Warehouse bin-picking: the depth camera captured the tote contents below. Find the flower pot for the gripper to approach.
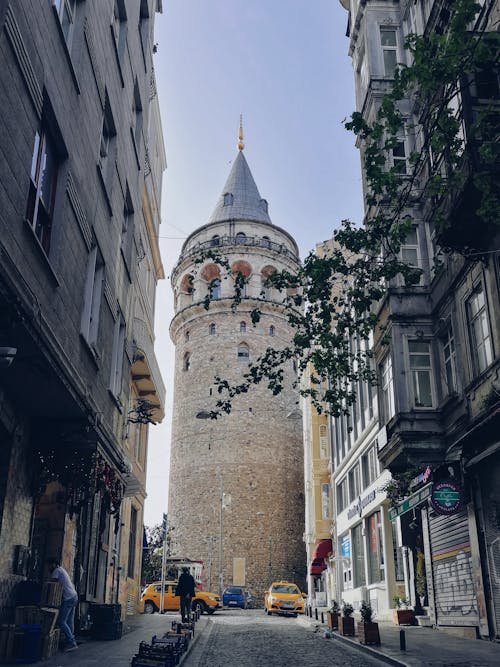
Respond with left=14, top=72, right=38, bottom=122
left=326, top=612, right=339, bottom=630
left=358, top=621, right=380, bottom=645
left=338, top=616, right=355, bottom=636
left=393, top=609, right=415, bottom=626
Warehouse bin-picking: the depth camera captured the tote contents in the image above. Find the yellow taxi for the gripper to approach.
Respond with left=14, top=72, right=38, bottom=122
left=264, top=581, right=306, bottom=617
left=140, top=581, right=221, bottom=615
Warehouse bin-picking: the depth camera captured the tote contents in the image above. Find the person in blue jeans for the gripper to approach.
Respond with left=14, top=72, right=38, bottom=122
left=47, top=558, right=78, bottom=652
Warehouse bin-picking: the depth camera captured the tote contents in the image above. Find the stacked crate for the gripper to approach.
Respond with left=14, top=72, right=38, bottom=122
left=90, top=604, right=122, bottom=640
left=0, top=625, right=16, bottom=663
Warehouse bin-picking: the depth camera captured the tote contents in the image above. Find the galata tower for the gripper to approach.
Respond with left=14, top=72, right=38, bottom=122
left=168, top=128, right=305, bottom=600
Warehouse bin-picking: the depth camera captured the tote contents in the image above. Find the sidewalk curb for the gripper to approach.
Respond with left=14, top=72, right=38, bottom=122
left=178, top=616, right=210, bottom=666
left=296, top=616, right=410, bottom=667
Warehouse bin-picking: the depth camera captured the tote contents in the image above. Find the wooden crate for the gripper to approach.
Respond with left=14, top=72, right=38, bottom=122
left=41, top=629, right=60, bottom=660
left=0, top=624, right=16, bottom=664
left=41, top=581, right=63, bottom=608
left=39, top=608, right=59, bottom=635
left=14, top=606, right=39, bottom=625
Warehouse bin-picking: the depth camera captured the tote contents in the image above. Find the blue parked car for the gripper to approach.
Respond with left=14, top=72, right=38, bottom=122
left=222, top=586, right=250, bottom=609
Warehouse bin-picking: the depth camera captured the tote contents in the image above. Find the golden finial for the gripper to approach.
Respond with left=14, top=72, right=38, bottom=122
left=238, top=114, right=245, bottom=151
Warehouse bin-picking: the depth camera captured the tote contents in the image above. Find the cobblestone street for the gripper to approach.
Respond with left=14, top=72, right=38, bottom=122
left=184, top=610, right=386, bottom=667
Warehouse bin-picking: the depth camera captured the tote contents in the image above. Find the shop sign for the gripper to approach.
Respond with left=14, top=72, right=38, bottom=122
left=389, top=484, right=432, bottom=521
left=341, top=535, right=351, bottom=558
left=347, top=489, right=376, bottom=520
left=430, top=479, right=463, bottom=516
left=409, top=465, right=432, bottom=490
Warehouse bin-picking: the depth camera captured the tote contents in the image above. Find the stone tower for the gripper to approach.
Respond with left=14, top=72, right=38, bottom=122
left=168, top=134, right=305, bottom=599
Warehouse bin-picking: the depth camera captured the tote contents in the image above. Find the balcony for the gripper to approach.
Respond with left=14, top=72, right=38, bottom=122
left=131, top=317, right=165, bottom=423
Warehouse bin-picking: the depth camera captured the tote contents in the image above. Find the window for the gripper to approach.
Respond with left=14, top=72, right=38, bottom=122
left=319, top=424, right=328, bottom=459
left=183, top=352, right=190, bottom=371
left=352, top=523, right=366, bottom=588
left=337, top=478, right=348, bottom=514
left=408, top=340, right=434, bottom=407
left=261, top=236, right=271, bottom=248
left=362, top=446, right=378, bottom=488
left=223, top=193, right=233, bottom=206
left=321, top=484, right=330, bottom=519
left=138, top=0, right=150, bottom=64
left=380, top=28, right=398, bottom=76
left=269, top=325, right=275, bottom=337
left=348, top=464, right=361, bottom=502
left=132, top=79, right=143, bottom=155
left=401, top=227, right=420, bottom=267
left=392, top=521, right=405, bottom=582
left=341, top=533, right=352, bottom=590
left=392, top=139, right=407, bottom=174
left=121, top=186, right=134, bottom=275
left=210, top=279, right=221, bottom=299
left=467, top=285, right=493, bottom=375
left=441, top=326, right=458, bottom=395
left=81, top=246, right=104, bottom=346
left=185, top=330, right=190, bottom=341
left=128, top=506, right=138, bottom=577
left=367, top=511, right=385, bottom=584
left=240, top=321, right=246, bottom=333
left=210, top=235, right=220, bottom=246
left=112, top=0, right=127, bottom=64
left=54, top=0, right=77, bottom=48
left=209, top=323, right=216, bottom=335
left=380, top=354, right=395, bottom=422
left=26, top=127, right=60, bottom=254
left=237, top=344, right=249, bottom=361
left=110, top=314, right=126, bottom=398
left=99, top=94, right=117, bottom=192
left=235, top=232, right=246, bottom=245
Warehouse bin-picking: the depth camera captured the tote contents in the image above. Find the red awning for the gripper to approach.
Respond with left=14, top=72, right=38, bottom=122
left=312, top=539, right=332, bottom=561
left=309, top=564, right=324, bottom=576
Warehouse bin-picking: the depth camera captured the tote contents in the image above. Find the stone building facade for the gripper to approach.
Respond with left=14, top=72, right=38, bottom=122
left=338, top=0, right=500, bottom=639
left=168, top=141, right=306, bottom=599
left=0, top=0, right=165, bottom=621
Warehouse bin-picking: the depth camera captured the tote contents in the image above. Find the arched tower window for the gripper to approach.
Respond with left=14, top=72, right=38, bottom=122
left=180, top=273, right=194, bottom=295
left=261, top=236, right=271, bottom=248
left=269, top=325, right=275, bottom=337
left=209, top=323, right=216, bottom=335
left=235, top=232, right=247, bottom=245
left=240, top=321, right=246, bottom=333
left=185, top=330, right=190, bottom=342
left=223, top=193, right=233, bottom=206
left=183, top=352, right=190, bottom=371
left=261, top=265, right=277, bottom=300
left=231, top=260, right=252, bottom=299
left=210, top=235, right=220, bottom=246
left=211, top=279, right=221, bottom=299
left=237, top=343, right=249, bottom=361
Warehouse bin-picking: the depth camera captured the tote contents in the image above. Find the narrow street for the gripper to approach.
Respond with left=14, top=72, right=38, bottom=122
left=184, top=609, right=386, bottom=667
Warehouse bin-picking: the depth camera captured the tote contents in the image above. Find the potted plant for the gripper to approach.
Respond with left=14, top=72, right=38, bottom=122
left=338, top=601, right=355, bottom=636
left=392, top=597, right=415, bottom=626
left=326, top=600, right=340, bottom=630
left=358, top=600, right=380, bottom=645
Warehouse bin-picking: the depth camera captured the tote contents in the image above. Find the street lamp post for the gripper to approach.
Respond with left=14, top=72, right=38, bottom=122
left=219, top=477, right=223, bottom=597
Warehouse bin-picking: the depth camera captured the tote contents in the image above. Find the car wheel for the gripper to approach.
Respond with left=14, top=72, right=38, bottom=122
left=192, top=600, right=207, bottom=615
left=143, top=601, right=156, bottom=615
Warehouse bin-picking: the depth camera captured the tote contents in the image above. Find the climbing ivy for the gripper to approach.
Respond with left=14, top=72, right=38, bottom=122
left=189, top=0, right=499, bottom=418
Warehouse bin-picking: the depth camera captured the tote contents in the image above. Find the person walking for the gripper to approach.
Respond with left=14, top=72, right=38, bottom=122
left=47, top=558, right=78, bottom=652
left=177, top=567, right=196, bottom=623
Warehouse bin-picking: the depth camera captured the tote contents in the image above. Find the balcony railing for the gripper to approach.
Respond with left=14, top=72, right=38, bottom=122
left=177, top=235, right=300, bottom=268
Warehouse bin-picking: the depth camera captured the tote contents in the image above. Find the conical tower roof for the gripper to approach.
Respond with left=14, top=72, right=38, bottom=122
left=208, top=150, right=272, bottom=225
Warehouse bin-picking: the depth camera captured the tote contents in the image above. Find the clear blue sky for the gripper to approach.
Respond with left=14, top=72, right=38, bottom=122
left=144, top=0, right=364, bottom=526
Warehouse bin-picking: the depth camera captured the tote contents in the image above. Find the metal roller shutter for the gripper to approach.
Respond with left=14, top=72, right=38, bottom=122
left=429, top=510, right=479, bottom=627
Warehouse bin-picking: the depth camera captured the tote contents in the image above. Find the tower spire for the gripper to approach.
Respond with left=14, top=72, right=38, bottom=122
left=237, top=114, right=244, bottom=151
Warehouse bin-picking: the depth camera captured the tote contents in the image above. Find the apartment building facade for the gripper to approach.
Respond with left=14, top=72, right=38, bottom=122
left=339, top=0, right=500, bottom=639
left=0, top=0, right=165, bottom=621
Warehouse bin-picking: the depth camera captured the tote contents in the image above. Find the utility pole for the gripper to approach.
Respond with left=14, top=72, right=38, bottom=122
left=208, top=535, right=214, bottom=591
left=159, top=512, right=167, bottom=614
left=268, top=535, right=273, bottom=583
left=219, top=479, right=223, bottom=597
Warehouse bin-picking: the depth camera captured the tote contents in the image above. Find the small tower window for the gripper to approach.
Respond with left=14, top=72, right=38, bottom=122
left=269, top=325, right=275, bottom=337
left=209, top=323, right=216, bottom=335
left=223, top=193, right=233, bottom=206
left=240, top=321, right=246, bottom=333
left=183, top=352, right=191, bottom=371
left=185, top=330, right=190, bottom=341
left=235, top=232, right=246, bottom=245
left=210, top=235, right=220, bottom=246
left=261, top=236, right=271, bottom=248
left=237, top=343, right=249, bottom=361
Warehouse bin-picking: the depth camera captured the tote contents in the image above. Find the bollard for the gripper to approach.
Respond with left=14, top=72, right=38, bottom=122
left=315, top=608, right=318, bottom=621
left=399, top=629, right=406, bottom=651
left=321, top=612, right=324, bottom=624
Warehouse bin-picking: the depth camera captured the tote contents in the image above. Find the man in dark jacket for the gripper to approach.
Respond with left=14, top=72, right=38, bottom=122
left=177, top=567, right=196, bottom=622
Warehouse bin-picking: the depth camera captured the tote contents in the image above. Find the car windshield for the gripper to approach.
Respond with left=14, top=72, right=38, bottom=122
left=272, top=584, right=300, bottom=594
left=225, top=587, right=243, bottom=594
